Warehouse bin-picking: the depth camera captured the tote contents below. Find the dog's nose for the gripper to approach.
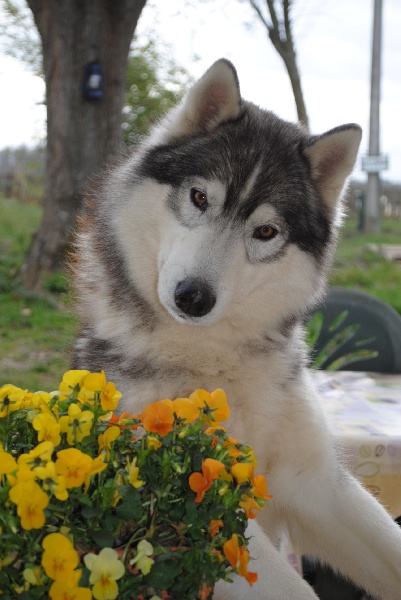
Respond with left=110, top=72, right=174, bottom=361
left=174, top=279, right=216, bottom=318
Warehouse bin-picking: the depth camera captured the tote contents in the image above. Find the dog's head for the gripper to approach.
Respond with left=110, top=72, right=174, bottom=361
left=113, top=60, right=361, bottom=330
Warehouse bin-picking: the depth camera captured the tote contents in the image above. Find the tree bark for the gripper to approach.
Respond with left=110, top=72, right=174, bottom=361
left=21, top=0, right=147, bottom=290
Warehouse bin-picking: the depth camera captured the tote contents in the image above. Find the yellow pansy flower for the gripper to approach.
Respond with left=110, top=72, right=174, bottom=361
left=59, top=403, right=94, bottom=445
left=33, top=461, right=68, bottom=501
left=55, top=448, right=95, bottom=489
left=7, top=463, right=36, bottom=487
left=82, top=371, right=122, bottom=411
left=49, top=569, right=92, bottom=599
left=130, top=539, right=154, bottom=575
left=23, top=566, right=43, bottom=586
left=59, top=370, right=90, bottom=397
left=33, top=413, right=62, bottom=446
left=83, top=454, right=107, bottom=492
left=126, top=456, right=144, bottom=489
left=98, top=426, right=120, bottom=460
left=0, top=384, right=27, bottom=417
left=41, top=532, right=79, bottom=580
left=84, top=548, right=125, bottom=600
left=0, top=449, right=17, bottom=475
left=8, top=479, right=49, bottom=530
left=146, top=435, right=162, bottom=450
left=26, top=390, right=53, bottom=412
left=231, top=462, right=254, bottom=484
left=18, top=441, right=54, bottom=468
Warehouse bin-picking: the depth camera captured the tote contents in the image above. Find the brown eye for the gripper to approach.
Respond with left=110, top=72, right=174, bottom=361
left=191, top=188, right=208, bottom=211
left=253, top=225, right=278, bottom=240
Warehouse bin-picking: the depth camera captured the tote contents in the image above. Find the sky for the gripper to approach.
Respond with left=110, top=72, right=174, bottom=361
left=0, top=0, right=400, bottom=182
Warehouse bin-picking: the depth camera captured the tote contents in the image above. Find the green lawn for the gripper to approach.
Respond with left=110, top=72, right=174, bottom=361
left=0, top=197, right=400, bottom=391
left=330, top=218, right=401, bottom=314
left=0, top=198, right=77, bottom=390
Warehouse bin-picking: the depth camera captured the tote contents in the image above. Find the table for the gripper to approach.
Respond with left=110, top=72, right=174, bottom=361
left=286, top=370, right=401, bottom=575
left=315, top=370, right=401, bottom=519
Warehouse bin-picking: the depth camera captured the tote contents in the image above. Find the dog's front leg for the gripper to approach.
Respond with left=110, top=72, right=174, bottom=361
left=277, top=455, right=401, bottom=600
left=214, top=519, right=319, bottom=600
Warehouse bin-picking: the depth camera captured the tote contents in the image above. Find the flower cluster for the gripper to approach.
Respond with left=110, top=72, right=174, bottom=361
left=0, top=371, right=271, bottom=599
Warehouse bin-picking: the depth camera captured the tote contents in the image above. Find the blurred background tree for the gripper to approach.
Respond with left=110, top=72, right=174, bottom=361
left=123, top=39, right=193, bottom=144
left=246, top=0, right=309, bottom=128
left=0, top=0, right=191, bottom=291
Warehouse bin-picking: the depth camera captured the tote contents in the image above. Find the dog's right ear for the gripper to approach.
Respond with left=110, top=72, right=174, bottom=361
left=164, top=59, right=241, bottom=138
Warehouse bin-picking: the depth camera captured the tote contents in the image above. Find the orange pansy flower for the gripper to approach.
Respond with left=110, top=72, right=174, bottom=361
left=252, top=474, right=272, bottom=500
left=239, top=494, right=262, bottom=519
left=223, top=534, right=258, bottom=586
left=209, top=519, right=224, bottom=538
left=166, top=397, right=201, bottom=423
left=188, top=458, right=225, bottom=503
left=141, top=401, right=174, bottom=437
left=189, top=388, right=230, bottom=425
left=198, top=583, right=213, bottom=599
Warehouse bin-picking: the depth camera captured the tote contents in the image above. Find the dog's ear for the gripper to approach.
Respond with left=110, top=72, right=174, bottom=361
left=304, top=125, right=362, bottom=209
left=165, top=59, right=241, bottom=137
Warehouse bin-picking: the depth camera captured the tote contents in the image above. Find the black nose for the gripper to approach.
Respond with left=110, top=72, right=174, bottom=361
left=174, top=279, right=216, bottom=318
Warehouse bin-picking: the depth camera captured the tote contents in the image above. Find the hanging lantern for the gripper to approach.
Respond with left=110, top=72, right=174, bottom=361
left=83, top=60, right=104, bottom=100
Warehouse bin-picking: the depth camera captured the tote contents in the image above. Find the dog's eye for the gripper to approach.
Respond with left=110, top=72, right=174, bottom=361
left=253, top=225, right=278, bottom=241
left=191, top=188, right=208, bottom=211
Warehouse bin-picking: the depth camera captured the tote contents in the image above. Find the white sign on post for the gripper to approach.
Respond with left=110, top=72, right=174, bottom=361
left=361, top=154, right=389, bottom=173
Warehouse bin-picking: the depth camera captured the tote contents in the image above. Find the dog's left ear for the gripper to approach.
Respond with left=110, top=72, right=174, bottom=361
left=304, top=124, right=362, bottom=209
left=166, top=59, right=241, bottom=137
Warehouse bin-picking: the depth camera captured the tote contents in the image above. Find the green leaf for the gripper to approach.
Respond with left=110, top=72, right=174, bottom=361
left=115, top=486, right=143, bottom=521
left=90, top=529, right=115, bottom=548
left=81, top=506, right=103, bottom=519
left=104, top=514, right=120, bottom=533
left=144, top=557, right=182, bottom=590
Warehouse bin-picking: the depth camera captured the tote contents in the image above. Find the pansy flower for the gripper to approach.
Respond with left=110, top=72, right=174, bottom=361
left=0, top=384, right=27, bottom=417
left=223, top=534, right=258, bottom=585
left=189, top=458, right=225, bottom=503
left=98, top=425, right=120, bottom=460
left=55, top=448, right=100, bottom=489
left=82, top=371, right=122, bottom=411
left=41, top=532, right=80, bottom=580
left=84, top=548, right=125, bottom=600
left=33, top=412, right=62, bottom=446
left=189, top=388, right=230, bottom=425
left=59, top=403, right=94, bottom=445
left=9, top=479, right=49, bottom=530
left=141, top=401, right=174, bottom=437
left=49, top=569, right=92, bottom=600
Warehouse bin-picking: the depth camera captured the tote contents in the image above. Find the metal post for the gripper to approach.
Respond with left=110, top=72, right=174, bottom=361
left=364, top=0, right=383, bottom=233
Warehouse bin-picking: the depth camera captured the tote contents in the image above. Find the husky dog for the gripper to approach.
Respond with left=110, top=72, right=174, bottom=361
left=72, top=60, right=401, bottom=599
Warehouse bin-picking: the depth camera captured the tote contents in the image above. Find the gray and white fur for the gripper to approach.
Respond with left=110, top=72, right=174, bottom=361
left=72, top=60, right=401, bottom=599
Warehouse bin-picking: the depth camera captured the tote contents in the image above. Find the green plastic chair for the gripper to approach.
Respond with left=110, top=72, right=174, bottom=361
left=304, top=287, right=401, bottom=598
left=307, top=287, right=401, bottom=374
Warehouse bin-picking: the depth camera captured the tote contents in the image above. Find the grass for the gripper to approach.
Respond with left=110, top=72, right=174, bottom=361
left=0, top=196, right=400, bottom=391
left=330, top=218, right=401, bottom=314
left=0, top=197, right=77, bottom=390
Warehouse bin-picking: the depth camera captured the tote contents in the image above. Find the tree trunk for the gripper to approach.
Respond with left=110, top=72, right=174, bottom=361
left=21, top=0, right=147, bottom=290
left=250, top=0, right=309, bottom=129
left=266, top=0, right=309, bottom=129
left=279, top=47, right=309, bottom=129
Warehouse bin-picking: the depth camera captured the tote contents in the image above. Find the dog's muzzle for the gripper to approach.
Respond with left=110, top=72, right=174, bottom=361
left=174, top=279, right=216, bottom=318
